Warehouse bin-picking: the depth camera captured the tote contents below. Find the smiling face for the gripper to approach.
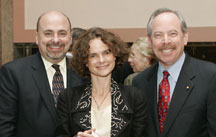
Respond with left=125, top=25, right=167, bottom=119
left=148, top=12, right=188, bottom=68
left=87, top=38, right=116, bottom=78
left=36, top=11, right=72, bottom=64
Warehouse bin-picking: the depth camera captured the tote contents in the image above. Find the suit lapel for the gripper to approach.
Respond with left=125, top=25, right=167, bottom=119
left=73, top=83, right=92, bottom=130
left=73, top=81, right=132, bottom=137
left=66, top=59, right=85, bottom=88
left=111, top=81, right=131, bottom=137
left=66, top=59, right=73, bottom=88
left=162, top=55, right=195, bottom=137
left=31, top=53, right=57, bottom=123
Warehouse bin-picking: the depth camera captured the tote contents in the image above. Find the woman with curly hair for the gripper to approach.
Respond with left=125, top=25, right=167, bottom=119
left=56, top=27, right=148, bottom=137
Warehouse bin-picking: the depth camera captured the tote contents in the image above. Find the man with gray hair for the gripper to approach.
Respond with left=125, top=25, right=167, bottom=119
left=133, top=8, right=216, bottom=137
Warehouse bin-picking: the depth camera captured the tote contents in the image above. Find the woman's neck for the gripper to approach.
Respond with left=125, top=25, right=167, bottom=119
left=91, top=75, right=111, bottom=95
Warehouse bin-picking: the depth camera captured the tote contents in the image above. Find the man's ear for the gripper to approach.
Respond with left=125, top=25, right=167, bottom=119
left=69, top=32, right=73, bottom=46
left=183, top=31, right=189, bottom=46
left=148, top=36, right=152, bottom=48
left=35, top=32, right=39, bottom=45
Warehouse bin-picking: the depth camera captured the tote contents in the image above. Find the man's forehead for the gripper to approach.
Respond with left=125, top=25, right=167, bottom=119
left=152, top=13, right=181, bottom=29
left=38, top=19, right=71, bottom=32
left=40, top=14, right=68, bottom=24
left=154, top=12, right=179, bottom=22
left=40, top=11, right=65, bottom=20
left=37, top=11, right=71, bottom=32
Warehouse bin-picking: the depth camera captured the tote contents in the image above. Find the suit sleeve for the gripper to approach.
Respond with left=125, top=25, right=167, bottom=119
left=55, top=90, right=72, bottom=137
left=131, top=88, right=148, bottom=137
left=0, top=65, right=18, bottom=137
left=207, top=73, right=216, bottom=137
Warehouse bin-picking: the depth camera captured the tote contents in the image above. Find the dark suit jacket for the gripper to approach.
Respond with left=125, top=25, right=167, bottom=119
left=133, top=54, right=216, bottom=137
left=56, top=81, right=148, bottom=137
left=112, top=62, right=133, bottom=84
left=0, top=53, right=84, bottom=137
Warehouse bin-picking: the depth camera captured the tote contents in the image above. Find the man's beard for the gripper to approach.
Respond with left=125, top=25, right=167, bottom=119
left=46, top=42, right=66, bottom=60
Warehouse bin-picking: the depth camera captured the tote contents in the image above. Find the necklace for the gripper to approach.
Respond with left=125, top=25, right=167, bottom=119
left=92, top=89, right=110, bottom=110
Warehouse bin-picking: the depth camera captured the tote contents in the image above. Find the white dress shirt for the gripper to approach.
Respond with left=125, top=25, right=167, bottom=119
left=157, top=52, right=186, bottom=102
left=41, top=56, right=67, bottom=93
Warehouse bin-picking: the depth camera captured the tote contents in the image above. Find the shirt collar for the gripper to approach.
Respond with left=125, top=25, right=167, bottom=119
left=158, top=52, right=185, bottom=82
left=41, top=56, right=67, bottom=71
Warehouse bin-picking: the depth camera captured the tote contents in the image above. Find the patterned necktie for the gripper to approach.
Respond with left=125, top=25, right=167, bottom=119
left=52, top=64, right=64, bottom=107
left=158, top=71, right=170, bottom=133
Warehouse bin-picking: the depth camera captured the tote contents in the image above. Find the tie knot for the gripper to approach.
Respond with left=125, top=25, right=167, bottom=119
left=52, top=64, right=60, bottom=72
left=163, top=71, right=169, bottom=77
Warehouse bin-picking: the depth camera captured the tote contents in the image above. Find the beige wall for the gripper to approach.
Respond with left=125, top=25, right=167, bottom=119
left=14, top=0, right=216, bottom=43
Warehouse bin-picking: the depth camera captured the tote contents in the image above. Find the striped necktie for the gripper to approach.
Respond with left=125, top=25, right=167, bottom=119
left=52, top=64, right=64, bottom=107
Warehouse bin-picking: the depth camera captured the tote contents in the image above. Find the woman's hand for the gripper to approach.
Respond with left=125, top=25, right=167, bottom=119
left=76, top=128, right=101, bottom=137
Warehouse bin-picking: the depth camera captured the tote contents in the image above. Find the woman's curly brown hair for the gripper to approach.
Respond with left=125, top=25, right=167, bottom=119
left=71, top=27, right=129, bottom=77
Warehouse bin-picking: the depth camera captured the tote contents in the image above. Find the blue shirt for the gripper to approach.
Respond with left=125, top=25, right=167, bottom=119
left=157, top=52, right=185, bottom=102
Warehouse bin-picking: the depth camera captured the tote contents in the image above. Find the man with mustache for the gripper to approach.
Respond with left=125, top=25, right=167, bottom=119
left=0, top=11, right=84, bottom=137
left=133, top=8, right=216, bottom=137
